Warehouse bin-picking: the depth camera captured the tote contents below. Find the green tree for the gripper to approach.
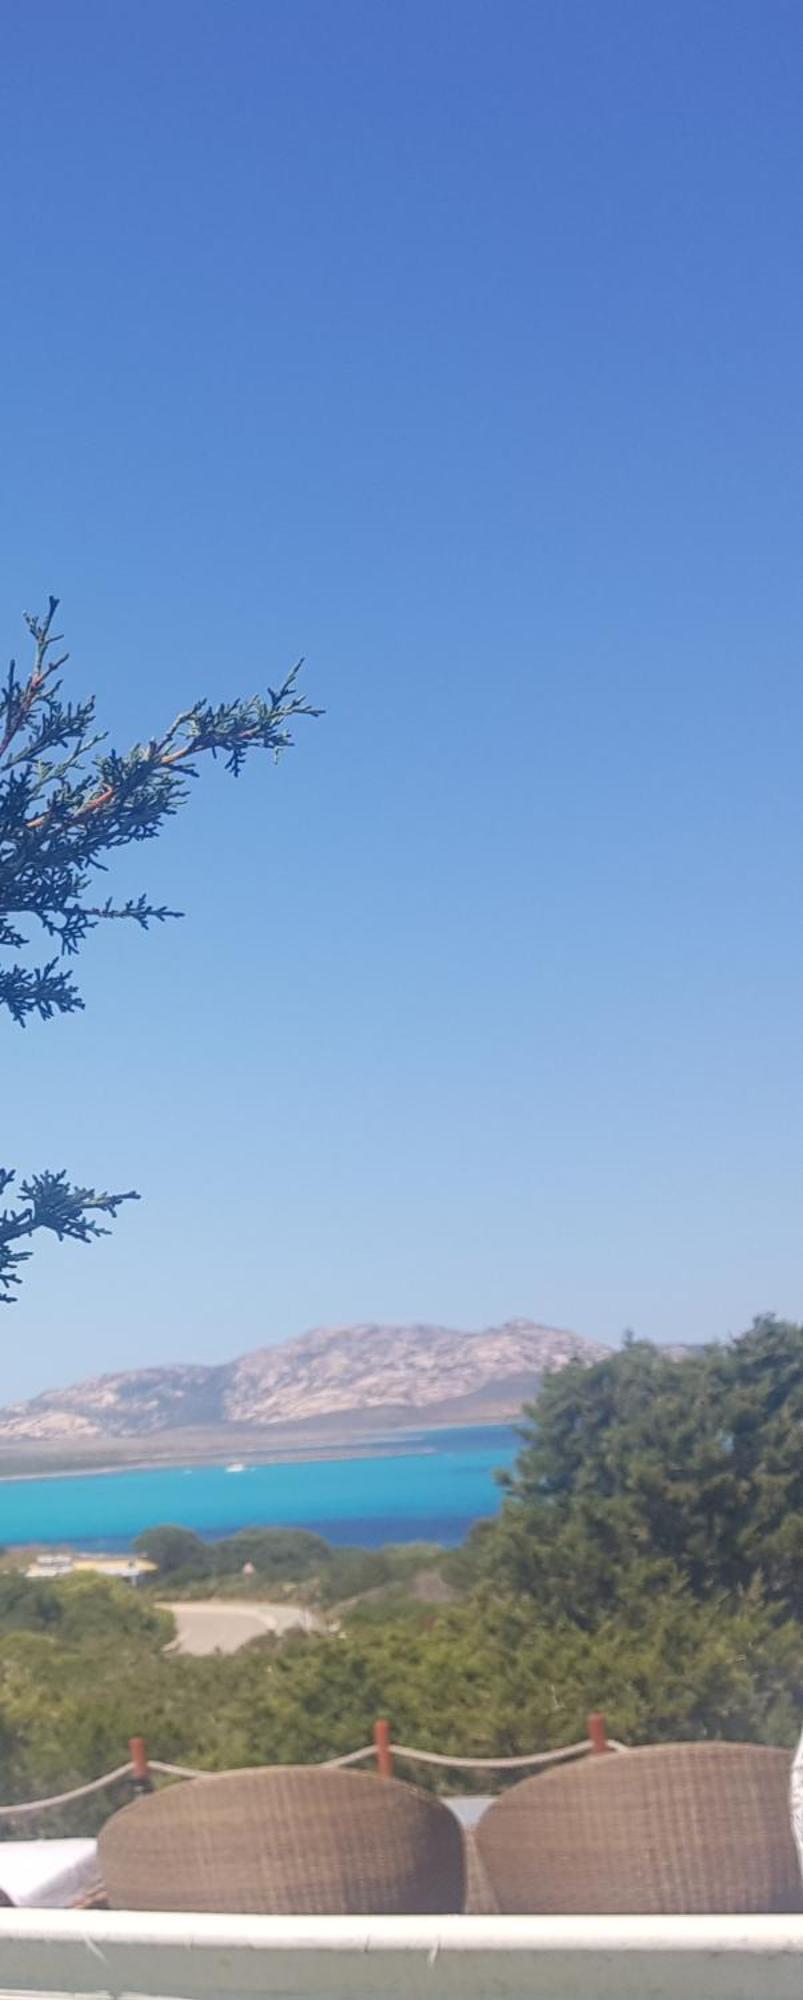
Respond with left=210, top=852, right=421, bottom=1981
left=212, top=1528, right=331, bottom=1582
left=134, top=1526, right=214, bottom=1579
left=0, top=599, right=317, bottom=1299
left=0, top=1574, right=65, bottom=1634
left=478, top=1317, right=803, bottom=1623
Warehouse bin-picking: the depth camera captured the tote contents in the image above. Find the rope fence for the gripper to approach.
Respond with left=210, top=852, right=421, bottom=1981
left=365, top=1737, right=629, bottom=1771
left=0, top=1713, right=624, bottom=1821
left=0, top=1766, right=135, bottom=1820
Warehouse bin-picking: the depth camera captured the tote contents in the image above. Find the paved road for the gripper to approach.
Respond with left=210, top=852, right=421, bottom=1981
left=160, top=1599, right=325, bottom=1655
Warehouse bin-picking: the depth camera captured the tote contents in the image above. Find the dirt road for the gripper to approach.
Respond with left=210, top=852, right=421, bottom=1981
left=160, top=1599, right=326, bottom=1655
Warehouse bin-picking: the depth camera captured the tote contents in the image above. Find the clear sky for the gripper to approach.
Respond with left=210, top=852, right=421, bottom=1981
left=1, top=0, right=802, bottom=1400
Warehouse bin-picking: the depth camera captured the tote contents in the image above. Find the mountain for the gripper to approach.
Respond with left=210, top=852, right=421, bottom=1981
left=0, top=1320, right=610, bottom=1442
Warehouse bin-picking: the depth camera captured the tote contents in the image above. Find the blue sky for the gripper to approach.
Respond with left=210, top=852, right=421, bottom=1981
left=1, top=0, right=802, bottom=1398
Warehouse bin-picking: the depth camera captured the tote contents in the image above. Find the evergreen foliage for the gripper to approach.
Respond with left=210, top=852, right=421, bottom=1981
left=463, top=1315, right=803, bottom=1623
left=0, top=600, right=317, bottom=1298
left=133, top=1524, right=443, bottom=1602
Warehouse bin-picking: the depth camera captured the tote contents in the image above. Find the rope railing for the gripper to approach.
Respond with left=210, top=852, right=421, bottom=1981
left=0, top=1714, right=623, bottom=1818
left=324, top=1739, right=607, bottom=1771
left=372, top=1737, right=628, bottom=1771
left=323, top=1745, right=376, bottom=1768
left=0, top=1765, right=135, bottom=1820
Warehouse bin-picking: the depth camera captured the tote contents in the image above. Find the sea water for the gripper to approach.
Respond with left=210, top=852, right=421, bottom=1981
left=0, top=1424, right=518, bottom=1550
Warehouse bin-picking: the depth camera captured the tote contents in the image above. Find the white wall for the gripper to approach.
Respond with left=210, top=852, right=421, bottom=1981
left=0, top=1912, right=802, bottom=2000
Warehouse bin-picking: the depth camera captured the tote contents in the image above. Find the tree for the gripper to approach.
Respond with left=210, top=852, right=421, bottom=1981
left=133, top=1525, right=215, bottom=1579
left=476, top=1317, right=803, bottom=1623
left=0, top=599, right=318, bottom=1300
left=211, top=1528, right=331, bottom=1582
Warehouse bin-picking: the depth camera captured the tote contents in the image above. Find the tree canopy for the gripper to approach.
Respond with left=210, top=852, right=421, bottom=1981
left=0, top=599, right=317, bottom=1299
left=133, top=1523, right=443, bottom=1603
left=458, top=1315, right=803, bottom=1624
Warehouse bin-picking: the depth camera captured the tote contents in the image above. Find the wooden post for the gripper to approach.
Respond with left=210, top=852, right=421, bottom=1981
left=373, top=1718, right=393, bottom=1778
left=588, top=1711, right=610, bottom=1754
left=129, top=1736, right=152, bottom=1794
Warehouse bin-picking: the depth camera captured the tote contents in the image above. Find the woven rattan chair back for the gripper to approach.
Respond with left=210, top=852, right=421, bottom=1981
left=475, top=1742, right=803, bottom=1914
left=99, top=1764, right=465, bottom=1914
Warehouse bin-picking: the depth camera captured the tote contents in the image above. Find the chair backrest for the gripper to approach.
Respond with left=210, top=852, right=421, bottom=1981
left=475, top=1742, right=803, bottom=1914
left=99, top=1765, right=465, bottom=1914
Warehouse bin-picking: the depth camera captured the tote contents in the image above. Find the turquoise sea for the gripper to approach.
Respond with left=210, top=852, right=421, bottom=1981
left=0, top=1425, right=518, bottom=1550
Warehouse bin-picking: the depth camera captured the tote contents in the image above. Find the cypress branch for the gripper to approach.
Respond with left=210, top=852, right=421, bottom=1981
left=0, top=599, right=318, bottom=1299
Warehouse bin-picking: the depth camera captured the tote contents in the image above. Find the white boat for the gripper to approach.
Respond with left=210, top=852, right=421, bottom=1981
left=225, top=1462, right=246, bottom=1473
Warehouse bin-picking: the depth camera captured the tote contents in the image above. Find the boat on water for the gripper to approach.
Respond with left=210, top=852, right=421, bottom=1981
left=225, top=1462, right=247, bottom=1473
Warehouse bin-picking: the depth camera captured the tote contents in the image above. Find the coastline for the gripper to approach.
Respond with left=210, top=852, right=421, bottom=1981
left=0, top=1438, right=437, bottom=1485
left=0, top=1408, right=518, bottom=1486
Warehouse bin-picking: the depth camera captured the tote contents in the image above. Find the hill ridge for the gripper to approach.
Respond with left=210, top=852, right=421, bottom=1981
left=0, top=1318, right=609, bottom=1441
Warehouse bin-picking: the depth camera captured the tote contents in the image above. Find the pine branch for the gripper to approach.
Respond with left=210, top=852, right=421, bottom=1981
left=0, top=1170, right=139, bottom=1303
left=0, top=601, right=319, bottom=1024
left=0, top=598, right=317, bottom=1296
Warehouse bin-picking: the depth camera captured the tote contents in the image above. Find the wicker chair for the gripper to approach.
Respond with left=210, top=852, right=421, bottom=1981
left=475, top=1742, right=803, bottom=1915
left=98, top=1765, right=465, bottom=1914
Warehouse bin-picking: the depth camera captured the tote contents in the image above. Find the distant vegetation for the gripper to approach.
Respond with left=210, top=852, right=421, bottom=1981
left=0, top=1315, right=801, bottom=1832
left=133, top=1523, right=448, bottom=1608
